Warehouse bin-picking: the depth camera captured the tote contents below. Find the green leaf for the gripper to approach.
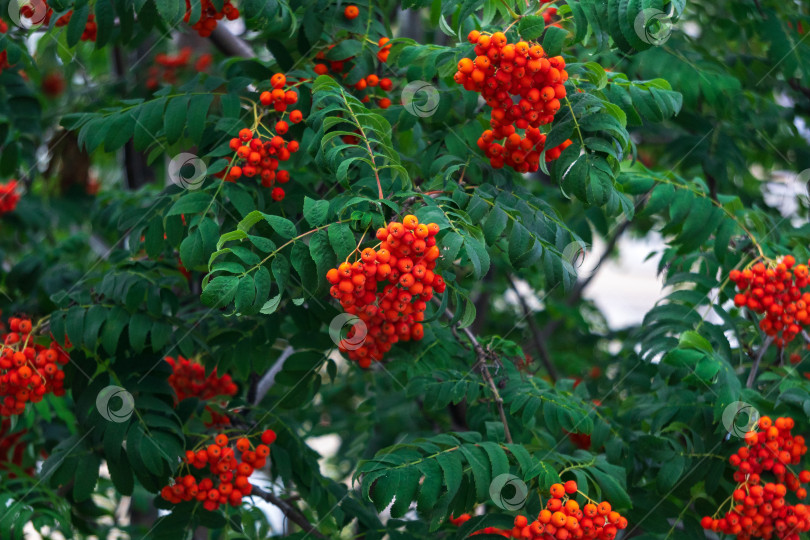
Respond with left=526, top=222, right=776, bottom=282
left=328, top=222, right=355, bottom=261
left=167, top=192, right=211, bottom=216
left=264, top=214, right=297, bottom=239
left=164, top=96, right=190, bottom=144
left=542, top=25, right=569, bottom=56
left=459, top=444, right=491, bottom=502
left=73, top=452, right=100, bottom=502
left=590, top=467, right=632, bottom=510
left=201, top=275, right=240, bottom=308
left=390, top=467, right=421, bottom=518
left=679, top=331, right=712, bottom=353
left=518, top=15, right=547, bottom=40
left=101, top=307, right=129, bottom=355
left=186, top=94, right=214, bottom=142
left=153, top=0, right=184, bottom=25
left=128, top=313, right=151, bottom=353
left=303, top=197, right=330, bottom=227
left=66, top=3, right=90, bottom=47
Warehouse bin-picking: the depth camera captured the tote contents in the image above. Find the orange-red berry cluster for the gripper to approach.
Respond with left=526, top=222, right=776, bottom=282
left=451, top=481, right=627, bottom=539
left=702, top=416, right=810, bottom=539
left=325, top=216, right=446, bottom=367
left=184, top=0, right=238, bottom=37
left=731, top=255, right=810, bottom=346
left=26, top=4, right=97, bottom=42
left=53, top=11, right=97, bottom=41
left=0, top=317, right=69, bottom=416
left=165, top=355, right=237, bottom=427
left=147, top=47, right=213, bottom=90
left=0, top=180, right=20, bottom=215
left=161, top=429, right=276, bottom=511
left=454, top=30, right=573, bottom=172
left=539, top=3, right=561, bottom=27
left=220, top=73, right=302, bottom=202
left=313, top=38, right=394, bottom=109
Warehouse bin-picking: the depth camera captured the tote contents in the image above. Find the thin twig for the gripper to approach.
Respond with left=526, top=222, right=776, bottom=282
left=254, top=346, right=295, bottom=405
left=252, top=486, right=326, bottom=539
left=505, top=274, right=558, bottom=381
left=746, top=337, right=774, bottom=388
left=441, top=305, right=513, bottom=444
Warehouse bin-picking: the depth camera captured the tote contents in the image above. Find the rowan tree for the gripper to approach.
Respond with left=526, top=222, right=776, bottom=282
left=0, top=0, right=809, bottom=538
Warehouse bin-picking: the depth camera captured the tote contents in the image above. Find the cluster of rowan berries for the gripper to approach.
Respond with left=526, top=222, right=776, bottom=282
left=326, top=216, right=445, bottom=367
left=313, top=38, right=394, bottom=109
left=0, top=418, right=34, bottom=477
left=0, top=180, right=20, bottom=215
left=540, top=3, right=560, bottom=27
left=184, top=0, right=238, bottom=37
left=161, top=429, right=276, bottom=510
left=452, top=481, right=627, bottom=539
left=23, top=3, right=97, bottom=42
left=702, top=416, right=810, bottom=539
left=165, top=355, right=237, bottom=427
left=53, top=11, right=97, bottom=41
left=147, top=48, right=213, bottom=89
left=0, top=317, right=69, bottom=416
left=220, top=74, right=302, bottom=201
left=731, top=255, right=810, bottom=346
left=453, top=30, right=572, bottom=172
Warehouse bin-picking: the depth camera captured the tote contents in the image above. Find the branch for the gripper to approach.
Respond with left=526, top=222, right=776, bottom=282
left=254, top=346, right=295, bottom=405
left=567, top=219, right=631, bottom=306
left=788, top=78, right=810, bottom=100
left=505, top=274, right=558, bottom=382
left=208, top=25, right=256, bottom=58
left=441, top=304, right=513, bottom=444
left=251, top=486, right=325, bottom=539
left=538, top=219, right=631, bottom=345
left=746, top=336, right=773, bottom=388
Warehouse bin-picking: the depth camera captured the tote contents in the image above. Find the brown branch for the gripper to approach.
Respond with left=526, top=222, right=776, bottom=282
left=746, top=336, right=773, bottom=388
left=251, top=486, right=326, bottom=539
left=441, top=304, right=513, bottom=444
left=208, top=25, right=256, bottom=58
left=505, top=274, right=558, bottom=382
left=788, top=78, right=810, bottom=100
left=537, top=219, right=631, bottom=346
